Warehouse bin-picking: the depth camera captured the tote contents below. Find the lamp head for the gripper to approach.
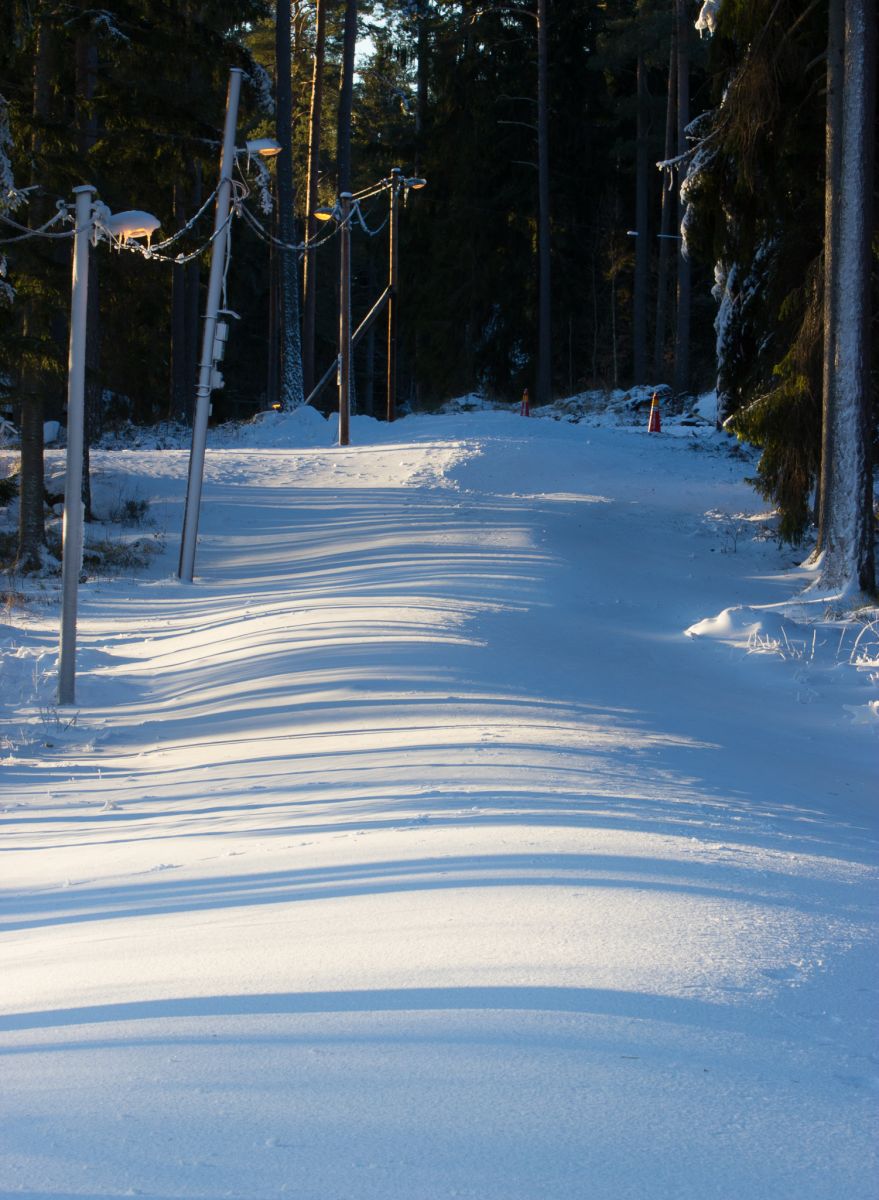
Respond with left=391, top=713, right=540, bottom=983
left=100, top=209, right=161, bottom=247
left=313, top=206, right=336, bottom=222
left=405, top=177, right=427, bottom=190
left=245, top=138, right=282, bottom=160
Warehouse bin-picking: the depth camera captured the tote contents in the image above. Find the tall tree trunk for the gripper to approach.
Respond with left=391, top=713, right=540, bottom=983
left=816, top=0, right=876, bottom=595
left=654, top=38, right=676, bottom=381
left=267, top=202, right=279, bottom=407
left=171, top=181, right=190, bottom=419
left=302, top=0, right=327, bottom=398
left=16, top=5, right=55, bottom=572
left=817, top=0, right=845, bottom=554
left=633, top=47, right=649, bottom=385
left=171, top=167, right=202, bottom=422
left=536, top=0, right=551, bottom=405
left=76, top=18, right=99, bottom=520
left=672, top=0, right=690, bottom=397
left=337, top=0, right=358, bottom=193
left=185, top=165, right=202, bottom=419
left=415, top=0, right=430, bottom=171
left=275, top=0, right=305, bottom=410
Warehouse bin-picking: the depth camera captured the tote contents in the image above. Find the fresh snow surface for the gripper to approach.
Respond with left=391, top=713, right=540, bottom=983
left=1, top=405, right=877, bottom=1200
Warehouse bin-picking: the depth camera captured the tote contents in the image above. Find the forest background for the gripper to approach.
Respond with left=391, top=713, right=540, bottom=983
left=0, top=0, right=876, bottom=584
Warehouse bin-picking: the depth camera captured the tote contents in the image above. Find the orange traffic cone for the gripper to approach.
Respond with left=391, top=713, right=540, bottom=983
left=647, top=391, right=661, bottom=433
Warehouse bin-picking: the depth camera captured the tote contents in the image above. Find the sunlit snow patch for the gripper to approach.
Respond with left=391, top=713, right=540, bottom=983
left=685, top=606, right=768, bottom=647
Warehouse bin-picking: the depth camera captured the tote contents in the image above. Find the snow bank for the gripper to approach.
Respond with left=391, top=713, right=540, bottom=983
left=210, top=403, right=333, bottom=449
left=686, top=605, right=879, bottom=726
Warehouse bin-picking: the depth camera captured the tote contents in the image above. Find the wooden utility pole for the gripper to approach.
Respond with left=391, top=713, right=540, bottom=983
left=338, top=193, right=352, bottom=446
left=387, top=169, right=402, bottom=422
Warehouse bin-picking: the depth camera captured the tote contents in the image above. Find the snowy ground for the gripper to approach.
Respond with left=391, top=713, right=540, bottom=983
left=1, top=403, right=877, bottom=1200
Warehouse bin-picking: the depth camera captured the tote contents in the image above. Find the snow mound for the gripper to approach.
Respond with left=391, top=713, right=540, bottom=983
left=686, top=605, right=843, bottom=661
left=435, top=385, right=707, bottom=428
left=687, top=607, right=879, bottom=727
left=686, top=606, right=876, bottom=664
left=211, top=405, right=332, bottom=449
left=844, top=700, right=879, bottom=726
left=695, top=390, right=718, bottom=424
left=686, top=606, right=780, bottom=647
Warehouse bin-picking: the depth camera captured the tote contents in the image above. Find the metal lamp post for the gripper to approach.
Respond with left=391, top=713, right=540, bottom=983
left=178, top=67, right=243, bottom=583
left=57, top=185, right=96, bottom=706
left=176, top=71, right=283, bottom=583
left=58, top=187, right=159, bottom=705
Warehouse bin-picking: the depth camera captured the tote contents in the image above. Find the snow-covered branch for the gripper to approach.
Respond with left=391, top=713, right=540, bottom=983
left=695, top=1, right=724, bottom=37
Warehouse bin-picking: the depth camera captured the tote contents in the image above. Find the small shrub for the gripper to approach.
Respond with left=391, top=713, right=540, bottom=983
left=0, top=473, right=18, bottom=505
left=107, top=494, right=152, bottom=527
left=82, top=535, right=160, bottom=574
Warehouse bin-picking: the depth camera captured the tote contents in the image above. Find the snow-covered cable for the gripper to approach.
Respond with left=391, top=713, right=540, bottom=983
left=351, top=178, right=391, bottom=202
left=147, top=186, right=220, bottom=252
left=0, top=207, right=75, bottom=243
left=103, top=208, right=236, bottom=266
left=353, top=199, right=390, bottom=238
left=237, top=199, right=347, bottom=255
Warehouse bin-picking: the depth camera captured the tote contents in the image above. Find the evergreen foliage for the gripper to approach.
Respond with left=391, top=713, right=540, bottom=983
left=0, top=0, right=873, bottom=569
left=682, top=0, right=876, bottom=545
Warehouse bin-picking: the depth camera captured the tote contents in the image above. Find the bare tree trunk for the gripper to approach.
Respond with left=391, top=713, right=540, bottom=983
left=171, top=182, right=189, bottom=418
left=611, top=268, right=619, bottom=390
left=337, top=0, right=358, bottom=194
left=672, top=0, right=690, bottom=397
left=536, top=0, right=551, bottom=405
left=276, top=0, right=305, bottom=410
left=184, top=165, right=202, bottom=419
left=817, top=0, right=845, bottom=554
left=171, top=167, right=202, bottom=422
left=654, top=38, right=676, bottom=381
left=76, top=19, right=100, bottom=519
left=266, top=202, right=279, bottom=407
left=633, top=47, right=649, bottom=385
left=16, top=5, right=55, bottom=572
left=816, top=0, right=876, bottom=595
left=415, top=0, right=430, bottom=170
left=302, top=0, right=327, bottom=398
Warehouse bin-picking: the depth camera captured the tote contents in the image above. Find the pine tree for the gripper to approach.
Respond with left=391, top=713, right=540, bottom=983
left=683, top=0, right=837, bottom=542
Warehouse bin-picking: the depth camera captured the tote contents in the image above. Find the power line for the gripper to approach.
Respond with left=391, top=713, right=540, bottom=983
left=0, top=206, right=74, bottom=243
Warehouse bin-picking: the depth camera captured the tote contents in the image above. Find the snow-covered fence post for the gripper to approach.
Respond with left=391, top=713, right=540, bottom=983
left=178, top=67, right=243, bottom=583
left=58, top=185, right=96, bottom=706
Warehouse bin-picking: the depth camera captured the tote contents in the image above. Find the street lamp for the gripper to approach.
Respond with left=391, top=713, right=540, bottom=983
left=386, top=169, right=426, bottom=423
left=310, top=172, right=426, bottom=437
left=58, top=187, right=159, bottom=705
left=245, top=138, right=282, bottom=163
left=178, top=72, right=284, bottom=584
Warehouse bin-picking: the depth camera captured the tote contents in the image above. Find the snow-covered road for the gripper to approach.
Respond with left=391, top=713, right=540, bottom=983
left=2, top=408, right=877, bottom=1199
